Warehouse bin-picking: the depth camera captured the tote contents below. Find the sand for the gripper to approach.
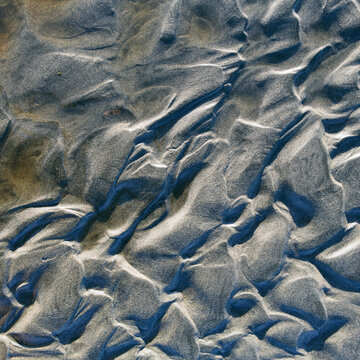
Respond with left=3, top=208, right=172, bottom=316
left=0, top=0, right=360, bottom=359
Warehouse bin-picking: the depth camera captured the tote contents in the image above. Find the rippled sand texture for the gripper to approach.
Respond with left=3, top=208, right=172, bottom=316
left=0, top=0, right=360, bottom=358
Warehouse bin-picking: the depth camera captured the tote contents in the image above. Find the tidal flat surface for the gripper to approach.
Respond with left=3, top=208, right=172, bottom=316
left=0, top=0, right=360, bottom=359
